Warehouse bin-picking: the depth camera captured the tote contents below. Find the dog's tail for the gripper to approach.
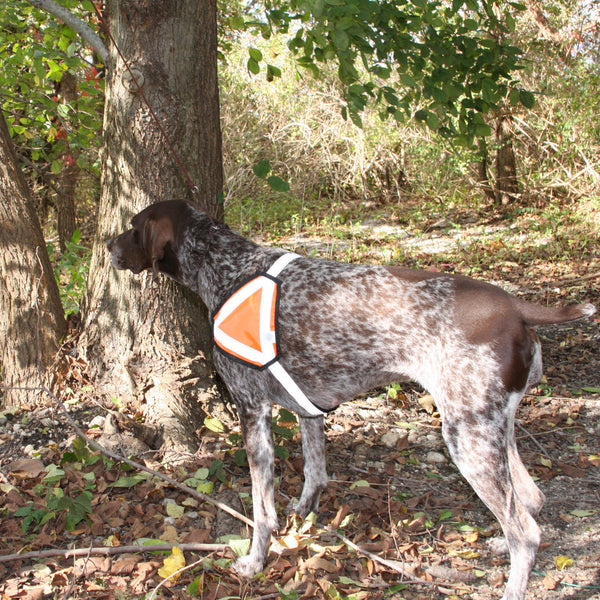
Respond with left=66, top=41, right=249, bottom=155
left=517, top=300, right=596, bottom=326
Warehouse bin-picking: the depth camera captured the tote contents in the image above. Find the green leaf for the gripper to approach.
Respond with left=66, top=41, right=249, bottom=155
left=43, top=464, right=65, bottom=484
left=266, top=64, right=282, bottom=81
left=187, top=576, right=203, bottom=595
left=519, top=89, right=535, bottom=109
left=570, top=509, right=596, bottom=518
left=204, top=416, right=225, bottom=433
left=233, top=448, right=247, bottom=467
left=267, top=175, right=290, bottom=192
left=229, top=537, right=251, bottom=557
left=249, top=47, right=263, bottom=62
left=253, top=159, right=271, bottom=178
left=332, top=28, right=350, bottom=51
left=274, top=444, right=290, bottom=459
left=196, top=480, right=214, bottom=494
left=111, top=473, right=148, bottom=488
left=247, top=58, right=260, bottom=74
left=350, top=479, right=370, bottom=489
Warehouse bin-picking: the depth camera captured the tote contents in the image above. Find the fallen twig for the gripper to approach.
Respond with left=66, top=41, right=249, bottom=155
left=516, top=422, right=552, bottom=459
left=324, top=526, right=432, bottom=586
left=554, top=270, right=600, bottom=287
left=0, top=543, right=228, bottom=564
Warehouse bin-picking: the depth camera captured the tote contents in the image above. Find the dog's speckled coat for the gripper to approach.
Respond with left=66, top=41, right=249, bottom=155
left=108, top=200, right=596, bottom=600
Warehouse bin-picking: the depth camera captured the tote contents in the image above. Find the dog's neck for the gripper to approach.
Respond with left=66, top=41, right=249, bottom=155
left=177, top=217, right=270, bottom=311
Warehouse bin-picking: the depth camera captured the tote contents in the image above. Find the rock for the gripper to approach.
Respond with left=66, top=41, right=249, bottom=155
left=381, top=431, right=402, bottom=448
left=425, top=451, right=447, bottom=464
left=88, top=415, right=106, bottom=429
left=407, top=430, right=419, bottom=444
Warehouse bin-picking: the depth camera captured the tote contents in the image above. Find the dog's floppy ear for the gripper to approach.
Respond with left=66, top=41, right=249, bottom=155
left=141, top=216, right=175, bottom=276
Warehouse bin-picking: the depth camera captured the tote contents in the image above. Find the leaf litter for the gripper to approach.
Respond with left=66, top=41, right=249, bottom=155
left=1, top=233, right=599, bottom=599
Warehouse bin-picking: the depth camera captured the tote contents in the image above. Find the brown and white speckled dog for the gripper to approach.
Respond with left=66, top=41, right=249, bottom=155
left=108, top=200, right=596, bottom=600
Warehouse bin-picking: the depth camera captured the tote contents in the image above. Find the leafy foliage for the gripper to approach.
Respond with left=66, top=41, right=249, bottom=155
left=0, top=1, right=103, bottom=183
left=47, top=229, right=91, bottom=315
left=242, top=0, right=528, bottom=145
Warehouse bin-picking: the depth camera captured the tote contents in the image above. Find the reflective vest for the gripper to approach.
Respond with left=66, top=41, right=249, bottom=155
left=212, top=253, right=325, bottom=417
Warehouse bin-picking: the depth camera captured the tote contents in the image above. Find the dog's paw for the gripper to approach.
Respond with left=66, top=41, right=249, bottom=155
left=286, top=497, right=317, bottom=519
left=488, top=536, right=509, bottom=556
left=232, top=554, right=263, bottom=577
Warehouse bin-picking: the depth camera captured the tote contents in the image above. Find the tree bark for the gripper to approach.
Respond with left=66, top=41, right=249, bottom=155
left=495, top=114, right=519, bottom=206
left=79, top=0, right=225, bottom=462
left=0, top=110, right=66, bottom=408
left=56, top=70, right=78, bottom=252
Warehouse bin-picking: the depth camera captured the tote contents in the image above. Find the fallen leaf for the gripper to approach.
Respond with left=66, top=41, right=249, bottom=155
left=570, top=509, right=596, bottom=518
left=303, top=556, right=339, bottom=573
left=279, top=533, right=301, bottom=549
left=157, top=547, right=186, bottom=581
left=463, top=531, right=479, bottom=543
left=204, top=416, right=225, bottom=433
left=111, top=556, right=140, bottom=575
left=588, top=454, right=600, bottom=467
left=7, top=459, right=46, bottom=478
left=542, top=573, right=558, bottom=590
left=161, top=525, right=179, bottom=543
left=555, top=555, right=573, bottom=570
left=165, top=502, right=185, bottom=518
left=418, top=394, right=435, bottom=414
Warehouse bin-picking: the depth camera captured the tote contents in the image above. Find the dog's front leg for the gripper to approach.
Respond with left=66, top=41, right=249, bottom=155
left=233, top=400, right=278, bottom=577
left=289, top=416, right=328, bottom=517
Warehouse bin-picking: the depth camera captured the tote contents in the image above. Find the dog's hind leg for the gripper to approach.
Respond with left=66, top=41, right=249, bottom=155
left=289, top=416, right=328, bottom=517
left=232, top=400, right=279, bottom=577
left=441, top=405, right=540, bottom=600
left=506, top=391, right=545, bottom=518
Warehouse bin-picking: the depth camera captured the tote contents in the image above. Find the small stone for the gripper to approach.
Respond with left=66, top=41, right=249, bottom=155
left=381, top=431, right=402, bottom=448
left=407, top=430, right=419, bottom=444
left=89, top=415, right=106, bottom=429
left=425, top=451, right=447, bottom=464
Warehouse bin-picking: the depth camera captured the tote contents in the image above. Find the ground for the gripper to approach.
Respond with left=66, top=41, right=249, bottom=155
left=1, top=210, right=599, bottom=600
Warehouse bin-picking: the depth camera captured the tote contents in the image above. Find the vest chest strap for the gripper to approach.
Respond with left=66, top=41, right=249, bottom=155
left=212, top=253, right=325, bottom=417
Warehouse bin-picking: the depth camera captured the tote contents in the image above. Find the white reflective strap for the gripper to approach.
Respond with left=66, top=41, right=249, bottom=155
left=268, top=361, right=324, bottom=417
left=267, top=252, right=300, bottom=277
left=213, top=276, right=266, bottom=325
left=213, top=326, right=273, bottom=366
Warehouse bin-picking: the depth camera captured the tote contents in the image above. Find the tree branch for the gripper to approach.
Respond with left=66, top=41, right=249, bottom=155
left=0, top=543, right=228, bottom=564
left=27, top=0, right=109, bottom=63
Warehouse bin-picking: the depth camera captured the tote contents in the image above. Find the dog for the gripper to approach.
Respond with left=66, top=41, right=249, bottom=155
left=108, top=199, right=596, bottom=600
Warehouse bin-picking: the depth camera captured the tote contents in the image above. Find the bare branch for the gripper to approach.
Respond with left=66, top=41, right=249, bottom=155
left=27, top=0, right=109, bottom=63
left=0, top=543, right=228, bottom=565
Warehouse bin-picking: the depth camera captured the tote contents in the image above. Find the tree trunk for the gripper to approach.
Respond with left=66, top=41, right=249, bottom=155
left=0, top=110, right=66, bottom=408
left=79, top=0, right=225, bottom=463
left=56, top=70, right=78, bottom=252
left=475, top=139, right=496, bottom=203
left=495, top=114, right=519, bottom=206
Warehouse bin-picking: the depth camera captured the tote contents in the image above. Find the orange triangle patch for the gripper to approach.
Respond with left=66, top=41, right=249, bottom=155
left=218, top=287, right=263, bottom=352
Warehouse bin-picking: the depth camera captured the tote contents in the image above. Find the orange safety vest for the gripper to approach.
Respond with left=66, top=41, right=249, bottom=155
left=212, top=253, right=325, bottom=417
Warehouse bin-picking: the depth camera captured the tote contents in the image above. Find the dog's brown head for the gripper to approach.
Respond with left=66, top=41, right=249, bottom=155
left=107, top=200, right=192, bottom=278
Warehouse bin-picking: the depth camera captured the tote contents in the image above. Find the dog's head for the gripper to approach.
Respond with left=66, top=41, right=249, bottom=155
left=107, top=199, right=192, bottom=279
